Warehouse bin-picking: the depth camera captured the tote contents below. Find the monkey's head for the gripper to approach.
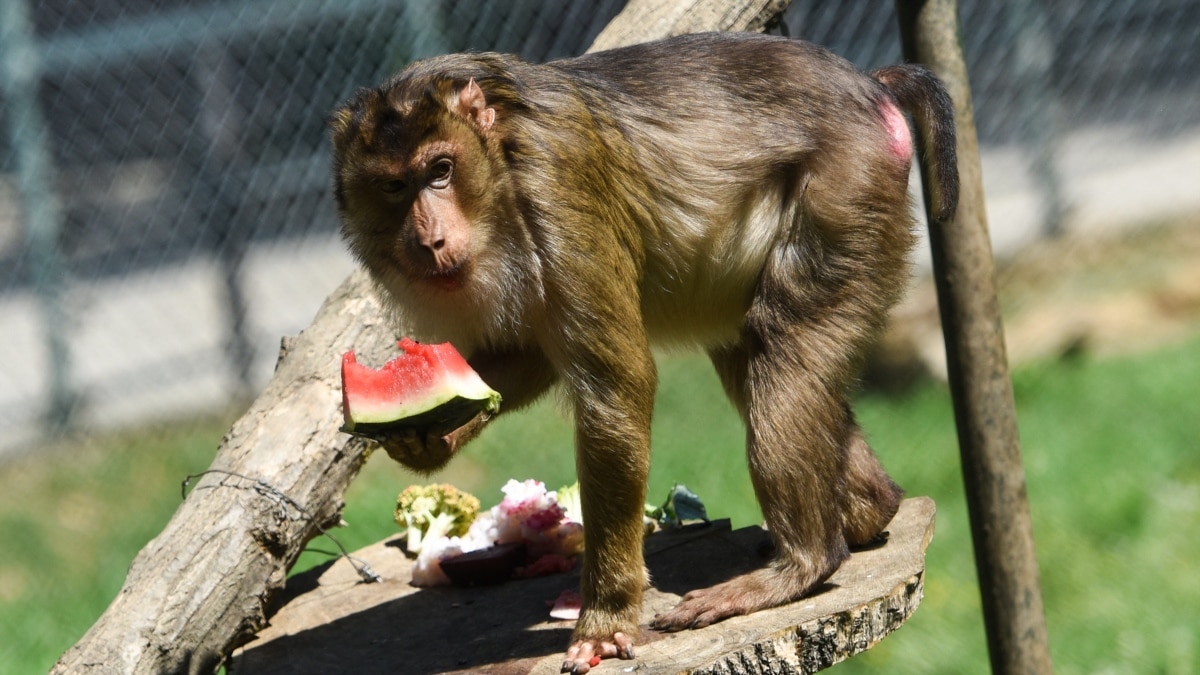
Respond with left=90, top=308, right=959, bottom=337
left=330, top=72, right=501, bottom=289
left=330, top=57, right=540, bottom=350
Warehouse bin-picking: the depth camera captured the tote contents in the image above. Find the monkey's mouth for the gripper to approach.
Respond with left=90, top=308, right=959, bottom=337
left=423, top=263, right=469, bottom=292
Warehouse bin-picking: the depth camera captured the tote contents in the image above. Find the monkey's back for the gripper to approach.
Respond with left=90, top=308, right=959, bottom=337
left=523, top=33, right=910, bottom=348
left=372, top=33, right=917, bottom=350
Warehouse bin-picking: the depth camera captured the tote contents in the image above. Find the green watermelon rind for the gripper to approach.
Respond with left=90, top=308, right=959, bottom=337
left=341, top=392, right=500, bottom=436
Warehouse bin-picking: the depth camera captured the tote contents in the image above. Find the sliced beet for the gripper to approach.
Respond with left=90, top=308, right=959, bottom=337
left=439, top=542, right=527, bottom=586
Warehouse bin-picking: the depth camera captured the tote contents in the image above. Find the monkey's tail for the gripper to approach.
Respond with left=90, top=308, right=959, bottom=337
left=872, top=65, right=959, bottom=223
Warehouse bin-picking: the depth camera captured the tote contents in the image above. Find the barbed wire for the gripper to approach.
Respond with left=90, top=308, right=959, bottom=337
left=182, top=468, right=382, bottom=584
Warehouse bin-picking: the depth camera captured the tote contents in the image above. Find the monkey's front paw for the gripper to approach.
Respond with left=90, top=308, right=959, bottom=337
left=369, top=426, right=454, bottom=473
left=367, top=410, right=490, bottom=473
left=560, top=633, right=634, bottom=674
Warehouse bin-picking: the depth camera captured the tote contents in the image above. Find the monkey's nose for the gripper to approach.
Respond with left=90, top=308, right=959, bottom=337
left=423, top=240, right=452, bottom=271
left=425, top=244, right=463, bottom=275
left=417, top=228, right=446, bottom=254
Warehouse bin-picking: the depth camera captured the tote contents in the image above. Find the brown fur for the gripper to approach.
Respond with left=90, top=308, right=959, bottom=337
left=331, top=32, right=957, bottom=673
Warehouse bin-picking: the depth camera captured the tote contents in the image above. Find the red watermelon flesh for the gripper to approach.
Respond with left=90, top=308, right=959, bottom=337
left=341, top=338, right=501, bottom=434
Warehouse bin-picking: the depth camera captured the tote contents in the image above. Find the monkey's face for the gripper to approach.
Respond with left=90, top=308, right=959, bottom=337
left=331, top=89, right=497, bottom=297
left=330, top=81, right=540, bottom=351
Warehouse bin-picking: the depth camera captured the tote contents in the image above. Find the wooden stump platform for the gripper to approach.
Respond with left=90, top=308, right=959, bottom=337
left=231, top=496, right=934, bottom=674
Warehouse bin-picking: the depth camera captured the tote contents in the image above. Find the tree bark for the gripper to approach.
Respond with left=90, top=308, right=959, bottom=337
left=589, top=0, right=790, bottom=51
left=52, top=2, right=792, bottom=673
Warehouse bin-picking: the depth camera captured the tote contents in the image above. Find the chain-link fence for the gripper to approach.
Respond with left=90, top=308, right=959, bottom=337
left=2, top=0, right=1198, bottom=455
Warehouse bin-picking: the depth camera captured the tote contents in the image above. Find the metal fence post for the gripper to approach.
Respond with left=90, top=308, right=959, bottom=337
left=0, top=0, right=75, bottom=435
left=1008, top=0, right=1069, bottom=238
left=194, top=42, right=256, bottom=401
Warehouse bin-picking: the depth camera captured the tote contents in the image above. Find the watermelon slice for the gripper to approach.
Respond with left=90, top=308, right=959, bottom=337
left=341, top=338, right=501, bottom=435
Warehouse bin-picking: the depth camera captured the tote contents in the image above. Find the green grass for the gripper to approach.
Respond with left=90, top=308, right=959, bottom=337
left=0, top=413, right=240, bottom=674
left=840, top=338, right=1200, bottom=675
left=3, top=335, right=1198, bottom=674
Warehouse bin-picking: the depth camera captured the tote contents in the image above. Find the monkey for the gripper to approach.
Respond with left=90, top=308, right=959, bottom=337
left=330, top=32, right=957, bottom=674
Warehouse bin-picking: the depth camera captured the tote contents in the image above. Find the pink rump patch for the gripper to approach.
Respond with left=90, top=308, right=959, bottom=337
left=881, top=100, right=913, bottom=162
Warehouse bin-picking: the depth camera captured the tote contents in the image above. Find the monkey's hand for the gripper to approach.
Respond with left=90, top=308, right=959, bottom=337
left=561, top=632, right=634, bottom=674
left=367, top=410, right=491, bottom=473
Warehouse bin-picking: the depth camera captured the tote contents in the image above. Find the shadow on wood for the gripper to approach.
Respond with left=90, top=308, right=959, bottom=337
left=231, top=497, right=934, bottom=674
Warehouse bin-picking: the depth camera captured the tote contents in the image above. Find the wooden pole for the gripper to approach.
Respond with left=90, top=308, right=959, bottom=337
left=894, top=1, right=1053, bottom=673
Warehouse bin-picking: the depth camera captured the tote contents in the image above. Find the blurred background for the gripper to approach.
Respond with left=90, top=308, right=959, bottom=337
left=2, top=1, right=1198, bottom=673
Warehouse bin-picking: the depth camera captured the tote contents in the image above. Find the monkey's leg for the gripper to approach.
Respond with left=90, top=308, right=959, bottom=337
left=560, top=364, right=654, bottom=671
left=707, top=349, right=903, bottom=547
left=653, top=332, right=855, bottom=631
left=841, top=413, right=903, bottom=546
left=556, top=374, right=652, bottom=662
left=656, top=235, right=906, bottom=630
left=546, top=302, right=656, bottom=672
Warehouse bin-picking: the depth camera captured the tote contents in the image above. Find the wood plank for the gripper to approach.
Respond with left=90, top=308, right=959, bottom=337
left=232, top=497, right=934, bottom=674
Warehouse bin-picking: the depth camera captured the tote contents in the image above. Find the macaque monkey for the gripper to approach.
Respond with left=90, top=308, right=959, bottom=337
left=331, top=32, right=957, bottom=673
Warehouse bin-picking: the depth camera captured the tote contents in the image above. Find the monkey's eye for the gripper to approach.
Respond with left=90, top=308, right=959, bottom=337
left=378, top=179, right=406, bottom=194
left=428, top=158, right=454, bottom=189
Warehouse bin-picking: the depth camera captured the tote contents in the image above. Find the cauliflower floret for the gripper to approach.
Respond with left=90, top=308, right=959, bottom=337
left=411, top=536, right=466, bottom=587
left=461, top=509, right=501, bottom=551
left=394, top=483, right=481, bottom=556
left=402, top=479, right=587, bottom=586
left=498, top=479, right=566, bottom=534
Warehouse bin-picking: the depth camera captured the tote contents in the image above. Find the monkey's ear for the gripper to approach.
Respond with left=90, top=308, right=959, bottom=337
left=458, top=78, right=496, bottom=132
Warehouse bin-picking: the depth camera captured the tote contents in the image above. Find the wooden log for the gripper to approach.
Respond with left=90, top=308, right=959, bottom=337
left=233, top=498, right=935, bottom=674
left=51, top=2, right=793, bottom=673
left=588, top=0, right=790, bottom=51
left=52, top=270, right=389, bottom=675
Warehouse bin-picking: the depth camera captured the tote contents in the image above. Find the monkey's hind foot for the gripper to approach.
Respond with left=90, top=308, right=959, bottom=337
left=650, top=563, right=833, bottom=632
left=561, top=632, right=634, bottom=674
